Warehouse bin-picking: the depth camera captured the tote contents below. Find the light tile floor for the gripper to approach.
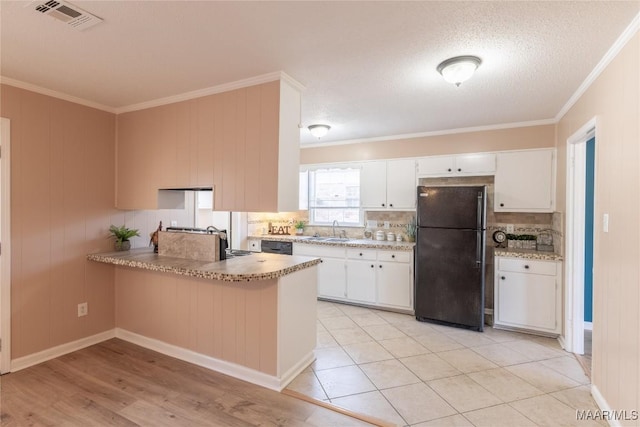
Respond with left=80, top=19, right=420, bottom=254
left=285, top=300, right=603, bottom=427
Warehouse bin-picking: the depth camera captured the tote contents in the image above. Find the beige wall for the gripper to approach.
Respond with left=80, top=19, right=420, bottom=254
left=1, top=85, right=118, bottom=359
left=301, top=124, right=555, bottom=164
left=556, top=33, right=640, bottom=420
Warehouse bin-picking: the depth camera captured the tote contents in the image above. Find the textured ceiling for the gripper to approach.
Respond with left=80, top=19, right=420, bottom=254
left=1, top=1, right=638, bottom=145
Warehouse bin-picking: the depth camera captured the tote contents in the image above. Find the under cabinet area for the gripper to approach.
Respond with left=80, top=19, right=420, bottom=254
left=360, top=159, right=416, bottom=210
left=494, top=256, right=562, bottom=335
left=293, top=243, right=414, bottom=312
left=494, top=148, right=555, bottom=212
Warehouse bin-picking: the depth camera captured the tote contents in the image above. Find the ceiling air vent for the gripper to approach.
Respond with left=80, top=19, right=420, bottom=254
left=27, top=0, right=103, bottom=31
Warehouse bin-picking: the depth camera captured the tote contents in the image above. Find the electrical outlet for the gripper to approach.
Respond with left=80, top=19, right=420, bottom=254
left=77, top=302, right=88, bottom=317
left=384, top=221, right=390, bottom=229
left=171, top=220, right=178, bottom=227
left=506, top=224, right=515, bottom=233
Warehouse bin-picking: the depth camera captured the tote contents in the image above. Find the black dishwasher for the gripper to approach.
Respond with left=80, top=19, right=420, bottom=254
left=261, top=240, right=293, bottom=255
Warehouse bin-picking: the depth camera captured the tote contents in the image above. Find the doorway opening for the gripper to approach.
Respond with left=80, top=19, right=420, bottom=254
left=0, top=117, right=11, bottom=374
left=565, top=117, right=596, bottom=377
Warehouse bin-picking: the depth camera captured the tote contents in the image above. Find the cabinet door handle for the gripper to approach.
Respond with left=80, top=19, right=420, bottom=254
left=500, top=203, right=505, bottom=207
left=391, top=254, right=395, bottom=258
left=458, top=168, right=462, bottom=172
left=379, top=265, right=383, bottom=268
left=447, top=168, right=452, bottom=172
left=381, top=203, right=386, bottom=207
left=524, top=265, right=530, bottom=269
left=359, top=252, right=363, bottom=256
left=501, top=276, right=506, bottom=280
left=389, top=203, right=393, bottom=207
left=320, top=259, right=324, bottom=263
left=371, top=264, right=374, bottom=268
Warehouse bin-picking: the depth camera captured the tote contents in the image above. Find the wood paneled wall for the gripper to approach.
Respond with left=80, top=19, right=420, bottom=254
left=115, top=268, right=278, bottom=375
left=1, top=84, right=118, bottom=359
left=556, top=33, right=640, bottom=419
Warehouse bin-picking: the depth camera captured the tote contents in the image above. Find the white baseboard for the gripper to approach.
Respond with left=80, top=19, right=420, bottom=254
left=557, top=334, right=567, bottom=350
left=10, top=329, right=115, bottom=372
left=584, top=321, right=593, bottom=331
left=591, top=384, right=621, bottom=427
left=279, top=350, right=315, bottom=389
left=115, top=328, right=295, bottom=391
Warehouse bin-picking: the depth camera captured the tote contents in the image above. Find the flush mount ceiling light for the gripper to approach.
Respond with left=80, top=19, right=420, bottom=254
left=308, top=124, right=331, bottom=139
left=436, top=56, right=482, bottom=87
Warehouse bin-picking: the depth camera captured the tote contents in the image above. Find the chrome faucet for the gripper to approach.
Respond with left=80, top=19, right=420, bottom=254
left=332, top=220, right=339, bottom=237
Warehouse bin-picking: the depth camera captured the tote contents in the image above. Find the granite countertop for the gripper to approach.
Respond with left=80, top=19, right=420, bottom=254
left=494, top=247, right=563, bottom=261
left=248, top=235, right=415, bottom=251
left=87, top=248, right=321, bottom=282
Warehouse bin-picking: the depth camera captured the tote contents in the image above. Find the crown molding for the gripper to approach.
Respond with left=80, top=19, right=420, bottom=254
left=0, top=76, right=116, bottom=113
left=115, top=71, right=305, bottom=114
left=301, top=118, right=557, bottom=149
left=555, top=11, right=640, bottom=122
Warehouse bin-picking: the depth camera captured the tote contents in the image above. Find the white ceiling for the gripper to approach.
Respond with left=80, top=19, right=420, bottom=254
left=1, top=1, right=638, bottom=145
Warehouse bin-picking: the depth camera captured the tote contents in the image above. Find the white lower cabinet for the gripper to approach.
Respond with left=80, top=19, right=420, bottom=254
left=494, top=256, right=562, bottom=335
left=294, top=244, right=347, bottom=299
left=346, top=249, right=377, bottom=303
left=294, top=243, right=413, bottom=311
left=318, top=257, right=347, bottom=299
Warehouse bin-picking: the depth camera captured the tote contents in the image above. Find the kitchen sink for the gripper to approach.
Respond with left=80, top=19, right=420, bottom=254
left=299, top=236, right=350, bottom=242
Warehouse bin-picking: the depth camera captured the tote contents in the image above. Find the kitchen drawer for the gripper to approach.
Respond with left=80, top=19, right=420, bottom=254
left=293, top=243, right=346, bottom=258
left=498, top=258, right=557, bottom=276
left=347, top=248, right=377, bottom=261
left=378, top=250, right=412, bottom=263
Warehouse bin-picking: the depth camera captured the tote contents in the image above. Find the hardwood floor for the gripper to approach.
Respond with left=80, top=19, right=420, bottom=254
left=0, top=339, right=375, bottom=426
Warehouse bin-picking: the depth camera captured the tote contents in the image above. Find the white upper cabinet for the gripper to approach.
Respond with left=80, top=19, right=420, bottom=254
left=361, top=159, right=416, bottom=209
left=417, top=153, right=496, bottom=177
left=386, top=159, right=417, bottom=209
left=494, top=148, right=555, bottom=212
left=360, top=161, right=387, bottom=208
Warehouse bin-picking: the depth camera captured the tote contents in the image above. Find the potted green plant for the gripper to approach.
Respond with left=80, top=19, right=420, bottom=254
left=294, top=220, right=306, bottom=236
left=405, top=216, right=417, bottom=242
left=109, top=224, right=140, bottom=251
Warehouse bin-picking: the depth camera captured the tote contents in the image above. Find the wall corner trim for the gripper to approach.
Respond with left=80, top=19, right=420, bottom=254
left=10, top=329, right=116, bottom=372
left=555, top=12, right=640, bottom=122
left=591, top=384, right=623, bottom=427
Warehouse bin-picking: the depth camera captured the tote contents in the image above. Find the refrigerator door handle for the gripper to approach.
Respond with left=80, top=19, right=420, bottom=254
left=475, top=230, right=482, bottom=268
left=476, top=192, right=483, bottom=230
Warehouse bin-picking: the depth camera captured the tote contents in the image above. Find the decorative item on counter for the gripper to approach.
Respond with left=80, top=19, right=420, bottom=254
left=405, top=216, right=417, bottom=242
left=149, top=221, right=162, bottom=253
left=536, top=231, right=554, bottom=252
left=294, top=220, right=306, bottom=235
left=492, top=230, right=507, bottom=248
left=109, top=224, right=140, bottom=251
left=386, top=231, right=395, bottom=241
left=363, top=228, right=373, bottom=239
left=375, top=230, right=386, bottom=241
left=268, top=222, right=291, bottom=235
left=506, top=233, right=537, bottom=250
left=396, top=234, right=403, bottom=242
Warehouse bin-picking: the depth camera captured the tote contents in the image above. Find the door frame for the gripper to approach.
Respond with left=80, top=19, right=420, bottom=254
left=0, top=117, right=11, bottom=373
left=564, top=116, right=597, bottom=354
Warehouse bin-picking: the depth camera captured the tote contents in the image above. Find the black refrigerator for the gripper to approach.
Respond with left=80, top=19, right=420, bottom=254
left=415, top=185, right=487, bottom=331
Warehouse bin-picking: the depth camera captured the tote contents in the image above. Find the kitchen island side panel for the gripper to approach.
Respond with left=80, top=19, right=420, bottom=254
left=115, top=267, right=278, bottom=376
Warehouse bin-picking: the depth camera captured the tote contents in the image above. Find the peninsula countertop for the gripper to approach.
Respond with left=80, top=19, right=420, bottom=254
left=87, top=248, right=321, bottom=282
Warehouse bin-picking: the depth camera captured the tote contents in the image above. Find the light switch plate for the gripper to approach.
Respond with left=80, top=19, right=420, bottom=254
left=171, top=220, right=178, bottom=227
left=603, top=213, right=609, bottom=233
